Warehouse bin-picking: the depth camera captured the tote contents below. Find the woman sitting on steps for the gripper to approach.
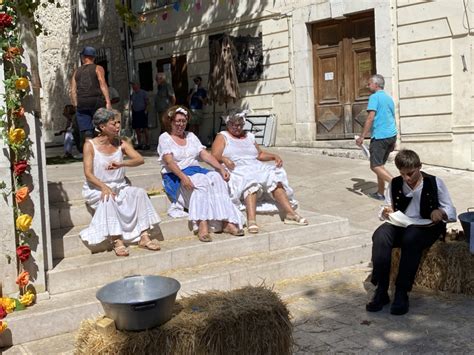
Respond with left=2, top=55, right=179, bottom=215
left=80, top=108, right=161, bottom=256
left=211, top=110, right=307, bottom=234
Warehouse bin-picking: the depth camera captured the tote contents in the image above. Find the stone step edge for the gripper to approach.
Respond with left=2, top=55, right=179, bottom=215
left=0, top=233, right=371, bottom=346
left=50, top=210, right=327, bottom=259
left=48, top=214, right=349, bottom=275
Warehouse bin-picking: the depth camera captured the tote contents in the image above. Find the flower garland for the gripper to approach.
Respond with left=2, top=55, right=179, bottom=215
left=0, top=1, right=35, bottom=334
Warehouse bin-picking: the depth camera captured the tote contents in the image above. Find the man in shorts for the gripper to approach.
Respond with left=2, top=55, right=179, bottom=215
left=131, top=82, right=150, bottom=150
left=356, top=74, right=398, bottom=200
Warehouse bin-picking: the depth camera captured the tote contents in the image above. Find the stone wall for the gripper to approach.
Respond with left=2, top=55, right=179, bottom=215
left=396, top=0, right=474, bottom=170
left=36, top=0, right=129, bottom=144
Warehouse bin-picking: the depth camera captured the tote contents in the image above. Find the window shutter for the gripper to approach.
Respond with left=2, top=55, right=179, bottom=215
left=71, top=0, right=78, bottom=35
left=85, top=0, right=99, bottom=31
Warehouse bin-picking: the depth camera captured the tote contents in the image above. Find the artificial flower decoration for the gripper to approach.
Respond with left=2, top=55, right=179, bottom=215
left=13, top=160, right=29, bottom=176
left=0, top=321, right=7, bottom=334
left=12, top=106, right=25, bottom=119
left=15, top=77, right=29, bottom=91
left=15, top=186, right=29, bottom=203
left=0, top=298, right=15, bottom=314
left=16, top=244, right=32, bottom=262
left=3, top=46, right=22, bottom=61
left=8, top=127, right=26, bottom=144
left=0, top=306, right=6, bottom=320
left=16, top=214, right=33, bottom=232
left=0, top=12, right=13, bottom=29
left=19, top=291, right=34, bottom=307
left=16, top=271, right=30, bottom=287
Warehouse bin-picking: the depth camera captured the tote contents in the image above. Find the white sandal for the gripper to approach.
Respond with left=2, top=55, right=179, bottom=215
left=284, top=214, right=308, bottom=226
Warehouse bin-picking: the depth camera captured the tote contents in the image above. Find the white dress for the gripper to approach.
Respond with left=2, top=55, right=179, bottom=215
left=158, top=132, right=243, bottom=227
left=220, top=131, right=298, bottom=213
left=80, top=141, right=161, bottom=245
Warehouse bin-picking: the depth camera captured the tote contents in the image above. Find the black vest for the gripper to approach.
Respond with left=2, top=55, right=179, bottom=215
left=391, top=172, right=439, bottom=219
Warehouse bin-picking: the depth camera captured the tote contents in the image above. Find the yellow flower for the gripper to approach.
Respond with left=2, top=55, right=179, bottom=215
left=8, top=127, right=26, bottom=144
left=19, top=291, right=34, bottom=307
left=16, top=214, right=33, bottom=232
left=0, top=321, right=7, bottom=334
left=0, top=298, right=16, bottom=314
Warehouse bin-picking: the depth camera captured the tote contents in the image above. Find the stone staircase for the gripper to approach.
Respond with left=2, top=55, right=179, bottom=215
left=0, top=161, right=372, bottom=347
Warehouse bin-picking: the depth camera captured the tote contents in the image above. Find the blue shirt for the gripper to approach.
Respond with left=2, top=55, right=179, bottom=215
left=189, top=87, right=207, bottom=110
left=367, top=90, right=397, bottom=139
left=131, top=89, right=148, bottom=112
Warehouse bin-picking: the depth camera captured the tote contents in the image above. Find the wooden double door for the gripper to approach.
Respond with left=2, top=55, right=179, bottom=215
left=312, top=12, right=375, bottom=139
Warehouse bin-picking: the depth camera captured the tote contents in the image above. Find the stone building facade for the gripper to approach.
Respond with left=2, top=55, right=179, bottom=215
left=36, top=0, right=129, bottom=143
left=129, top=0, right=473, bottom=170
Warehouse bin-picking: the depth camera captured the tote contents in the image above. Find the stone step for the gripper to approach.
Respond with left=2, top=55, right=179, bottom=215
left=49, top=194, right=170, bottom=230
left=48, top=170, right=163, bottom=203
left=47, top=212, right=351, bottom=294
left=50, top=210, right=321, bottom=259
left=0, top=231, right=371, bottom=347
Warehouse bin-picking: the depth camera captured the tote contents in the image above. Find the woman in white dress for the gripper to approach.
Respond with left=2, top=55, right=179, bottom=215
left=211, top=111, right=307, bottom=233
left=157, top=106, right=244, bottom=242
left=80, top=108, right=161, bottom=256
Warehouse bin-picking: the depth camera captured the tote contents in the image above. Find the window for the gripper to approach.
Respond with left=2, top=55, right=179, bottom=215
left=71, top=0, right=99, bottom=35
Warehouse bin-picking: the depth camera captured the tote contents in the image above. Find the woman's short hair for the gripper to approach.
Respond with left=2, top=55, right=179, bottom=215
left=225, top=109, right=249, bottom=125
left=163, top=105, right=191, bottom=133
left=93, top=108, right=115, bottom=129
left=394, top=149, right=422, bottom=170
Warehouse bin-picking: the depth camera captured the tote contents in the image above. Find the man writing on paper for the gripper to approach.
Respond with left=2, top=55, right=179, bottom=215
left=356, top=74, right=397, bottom=201
left=366, top=150, right=456, bottom=315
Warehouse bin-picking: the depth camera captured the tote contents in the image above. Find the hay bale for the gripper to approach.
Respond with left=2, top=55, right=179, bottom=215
left=75, top=285, right=293, bottom=355
left=390, top=241, right=473, bottom=295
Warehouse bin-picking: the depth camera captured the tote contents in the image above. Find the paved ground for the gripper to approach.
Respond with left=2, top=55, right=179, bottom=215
left=3, top=146, right=473, bottom=354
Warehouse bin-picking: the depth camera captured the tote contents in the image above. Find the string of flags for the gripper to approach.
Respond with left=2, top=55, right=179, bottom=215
left=139, top=0, right=236, bottom=24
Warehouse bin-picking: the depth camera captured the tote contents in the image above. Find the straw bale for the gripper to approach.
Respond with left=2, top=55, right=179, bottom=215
left=75, top=285, right=293, bottom=355
left=390, top=240, right=473, bottom=295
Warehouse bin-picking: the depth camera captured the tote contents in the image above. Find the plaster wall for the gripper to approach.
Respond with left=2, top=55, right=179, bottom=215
left=396, top=0, right=474, bottom=170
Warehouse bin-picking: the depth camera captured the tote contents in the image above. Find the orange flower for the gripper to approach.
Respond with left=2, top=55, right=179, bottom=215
left=0, top=321, right=7, bottom=334
left=15, top=186, right=29, bottom=203
left=16, top=271, right=30, bottom=288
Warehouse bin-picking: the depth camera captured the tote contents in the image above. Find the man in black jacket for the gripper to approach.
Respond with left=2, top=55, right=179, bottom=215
left=366, top=150, right=456, bottom=315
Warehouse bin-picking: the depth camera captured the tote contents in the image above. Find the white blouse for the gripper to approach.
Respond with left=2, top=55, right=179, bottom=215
left=157, top=132, right=205, bottom=174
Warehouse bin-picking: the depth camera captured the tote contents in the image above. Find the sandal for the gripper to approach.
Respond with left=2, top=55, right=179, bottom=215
left=139, top=232, right=161, bottom=251
left=284, top=214, right=308, bottom=226
left=198, top=234, right=212, bottom=242
left=247, top=220, right=259, bottom=234
left=139, top=239, right=161, bottom=251
left=223, top=225, right=245, bottom=237
left=113, top=244, right=129, bottom=257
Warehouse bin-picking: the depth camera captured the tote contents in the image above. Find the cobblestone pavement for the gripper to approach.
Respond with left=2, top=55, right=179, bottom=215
left=4, top=147, right=473, bottom=354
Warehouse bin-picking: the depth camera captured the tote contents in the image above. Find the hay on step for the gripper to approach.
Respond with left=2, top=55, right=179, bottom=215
left=390, top=240, right=473, bottom=295
left=75, top=285, right=293, bottom=355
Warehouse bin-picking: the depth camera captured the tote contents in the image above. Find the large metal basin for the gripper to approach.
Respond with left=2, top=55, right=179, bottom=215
left=96, top=275, right=181, bottom=331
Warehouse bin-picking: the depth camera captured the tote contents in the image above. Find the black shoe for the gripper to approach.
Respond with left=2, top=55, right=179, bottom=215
left=366, top=288, right=390, bottom=312
left=134, top=144, right=143, bottom=150
left=390, top=289, right=409, bottom=315
left=143, top=144, right=150, bottom=150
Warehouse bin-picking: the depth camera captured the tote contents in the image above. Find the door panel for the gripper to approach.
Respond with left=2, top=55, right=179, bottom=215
left=312, top=11, right=375, bottom=140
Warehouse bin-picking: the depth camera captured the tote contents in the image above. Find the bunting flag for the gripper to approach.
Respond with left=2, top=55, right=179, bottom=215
left=173, top=1, right=180, bottom=12
left=162, top=11, right=168, bottom=20
left=195, top=0, right=202, bottom=11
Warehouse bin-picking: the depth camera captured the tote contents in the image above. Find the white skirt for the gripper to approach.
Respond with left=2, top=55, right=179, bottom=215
left=80, top=185, right=161, bottom=245
left=228, top=161, right=298, bottom=213
left=167, top=171, right=244, bottom=228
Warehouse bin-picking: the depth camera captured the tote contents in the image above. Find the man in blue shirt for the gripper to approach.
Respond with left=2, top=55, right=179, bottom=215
left=356, top=74, right=398, bottom=200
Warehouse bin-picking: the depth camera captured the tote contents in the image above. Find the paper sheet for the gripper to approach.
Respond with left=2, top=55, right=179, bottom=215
left=387, top=210, right=433, bottom=228
left=354, top=135, right=370, bottom=158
